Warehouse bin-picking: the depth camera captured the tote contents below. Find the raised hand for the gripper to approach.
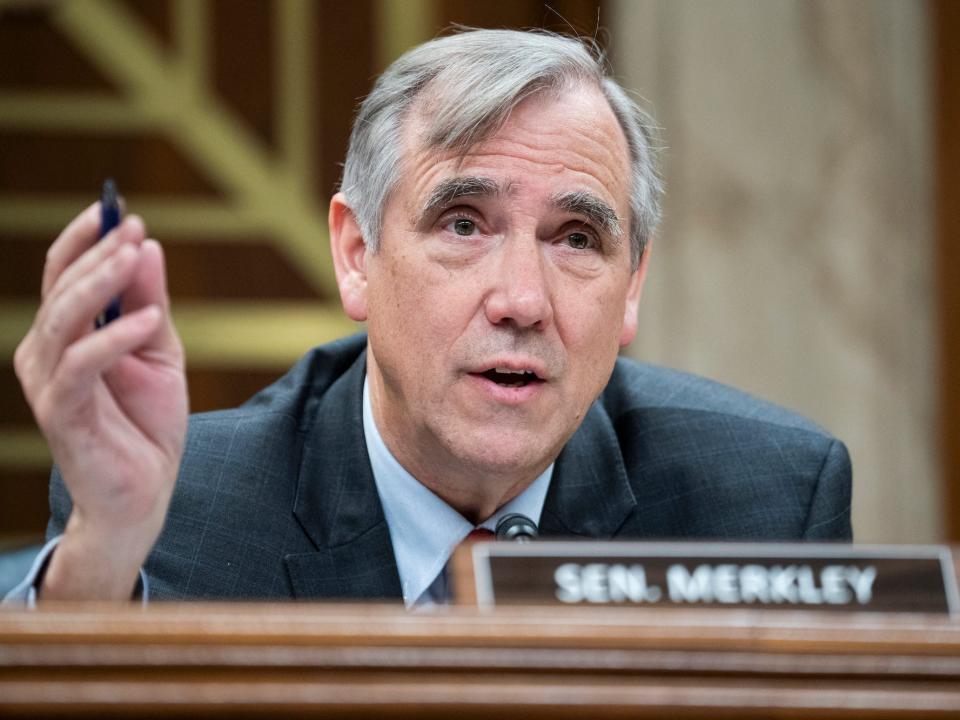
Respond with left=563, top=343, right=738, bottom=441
left=13, top=202, right=188, bottom=600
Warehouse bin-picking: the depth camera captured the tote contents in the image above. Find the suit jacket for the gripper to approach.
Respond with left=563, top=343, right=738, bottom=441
left=48, top=333, right=852, bottom=601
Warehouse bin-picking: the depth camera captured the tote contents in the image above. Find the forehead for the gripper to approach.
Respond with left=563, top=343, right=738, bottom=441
left=398, top=84, right=632, bottom=218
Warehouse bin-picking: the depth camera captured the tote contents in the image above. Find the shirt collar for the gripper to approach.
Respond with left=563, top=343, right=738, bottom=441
left=362, top=376, right=552, bottom=608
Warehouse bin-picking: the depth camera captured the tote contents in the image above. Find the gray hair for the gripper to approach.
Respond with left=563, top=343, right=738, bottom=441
left=340, top=28, right=662, bottom=270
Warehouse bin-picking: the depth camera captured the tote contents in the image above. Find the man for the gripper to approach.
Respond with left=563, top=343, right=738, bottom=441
left=9, top=29, right=851, bottom=606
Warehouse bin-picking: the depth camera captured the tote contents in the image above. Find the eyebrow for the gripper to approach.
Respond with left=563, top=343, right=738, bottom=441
left=419, top=176, right=501, bottom=222
left=417, top=178, right=623, bottom=241
left=551, top=191, right=623, bottom=240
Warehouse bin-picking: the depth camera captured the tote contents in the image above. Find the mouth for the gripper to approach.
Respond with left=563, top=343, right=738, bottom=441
left=477, top=366, right=543, bottom=388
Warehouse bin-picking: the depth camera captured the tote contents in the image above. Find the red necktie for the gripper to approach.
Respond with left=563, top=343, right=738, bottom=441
left=463, top=528, right=495, bottom=543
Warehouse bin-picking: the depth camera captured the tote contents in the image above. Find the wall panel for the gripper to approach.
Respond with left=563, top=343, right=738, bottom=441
left=936, top=0, right=960, bottom=541
left=611, top=0, right=938, bottom=542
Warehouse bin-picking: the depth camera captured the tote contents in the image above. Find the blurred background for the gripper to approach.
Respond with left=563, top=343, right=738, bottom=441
left=0, top=0, right=955, bottom=548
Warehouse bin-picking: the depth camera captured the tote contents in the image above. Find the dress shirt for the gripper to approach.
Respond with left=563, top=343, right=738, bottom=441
left=362, top=377, right=552, bottom=608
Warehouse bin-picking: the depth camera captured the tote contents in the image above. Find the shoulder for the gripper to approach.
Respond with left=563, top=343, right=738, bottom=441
left=176, top=332, right=366, bottom=499
left=598, top=357, right=851, bottom=540
left=174, top=333, right=366, bottom=519
left=150, top=333, right=368, bottom=599
left=185, top=332, right=367, bottom=444
left=602, top=357, right=830, bottom=437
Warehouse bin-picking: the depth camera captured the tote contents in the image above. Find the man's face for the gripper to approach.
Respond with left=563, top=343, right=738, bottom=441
left=338, top=84, right=646, bottom=495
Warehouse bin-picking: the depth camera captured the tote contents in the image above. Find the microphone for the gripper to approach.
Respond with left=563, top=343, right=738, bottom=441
left=495, top=513, right=538, bottom=543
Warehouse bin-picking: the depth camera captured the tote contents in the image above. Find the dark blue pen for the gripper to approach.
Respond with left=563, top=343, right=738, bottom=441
left=96, top=179, right=123, bottom=328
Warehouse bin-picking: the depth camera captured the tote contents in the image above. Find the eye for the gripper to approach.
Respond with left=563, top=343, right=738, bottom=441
left=452, top=218, right=477, bottom=236
left=438, top=210, right=484, bottom=240
left=564, top=231, right=596, bottom=250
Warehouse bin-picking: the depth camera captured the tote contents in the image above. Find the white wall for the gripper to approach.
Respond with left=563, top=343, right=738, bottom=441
left=610, top=0, right=938, bottom=542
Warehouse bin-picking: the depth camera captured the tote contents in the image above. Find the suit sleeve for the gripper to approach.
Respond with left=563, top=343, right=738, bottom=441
left=47, top=465, right=71, bottom=541
left=801, top=439, right=853, bottom=541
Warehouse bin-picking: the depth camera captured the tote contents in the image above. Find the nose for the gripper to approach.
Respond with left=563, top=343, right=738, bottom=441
left=483, top=237, right=553, bottom=329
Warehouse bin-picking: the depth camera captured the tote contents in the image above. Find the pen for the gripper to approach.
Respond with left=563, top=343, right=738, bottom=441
left=95, top=178, right=123, bottom=328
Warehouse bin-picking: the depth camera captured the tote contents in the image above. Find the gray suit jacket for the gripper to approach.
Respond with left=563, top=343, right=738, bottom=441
left=48, top=333, right=852, bottom=601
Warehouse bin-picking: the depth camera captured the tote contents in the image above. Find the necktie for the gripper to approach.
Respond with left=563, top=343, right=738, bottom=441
left=443, top=528, right=494, bottom=603
left=463, top=527, right=495, bottom=543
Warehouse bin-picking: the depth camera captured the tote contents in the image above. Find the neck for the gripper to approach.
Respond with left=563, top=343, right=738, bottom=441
left=364, top=367, right=551, bottom=525
left=381, top=422, right=547, bottom=525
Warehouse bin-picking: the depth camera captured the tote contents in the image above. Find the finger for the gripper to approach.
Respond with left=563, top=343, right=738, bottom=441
left=122, top=240, right=182, bottom=357
left=29, top=241, right=144, bottom=387
left=44, top=215, right=146, bottom=309
left=22, top=218, right=146, bottom=400
left=42, top=202, right=99, bottom=300
left=45, top=305, right=163, bottom=416
left=121, top=238, right=168, bottom=312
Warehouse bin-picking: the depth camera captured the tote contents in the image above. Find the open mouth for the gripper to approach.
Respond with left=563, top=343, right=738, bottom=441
left=480, top=366, right=542, bottom=388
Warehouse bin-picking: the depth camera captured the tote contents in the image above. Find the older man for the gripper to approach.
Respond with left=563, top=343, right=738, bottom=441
left=9, top=29, right=850, bottom=606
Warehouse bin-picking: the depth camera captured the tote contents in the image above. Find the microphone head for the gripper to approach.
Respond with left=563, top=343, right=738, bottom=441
left=495, top=513, right=538, bottom=543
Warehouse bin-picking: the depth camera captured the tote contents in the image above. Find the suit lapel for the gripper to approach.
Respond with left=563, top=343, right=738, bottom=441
left=284, top=349, right=402, bottom=601
left=282, top=344, right=641, bottom=597
left=540, top=400, right=638, bottom=538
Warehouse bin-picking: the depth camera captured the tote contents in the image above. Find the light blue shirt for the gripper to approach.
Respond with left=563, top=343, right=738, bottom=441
left=362, top=378, right=553, bottom=608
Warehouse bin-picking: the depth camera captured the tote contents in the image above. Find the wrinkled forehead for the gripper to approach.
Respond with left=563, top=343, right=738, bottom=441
left=397, top=83, right=633, bottom=215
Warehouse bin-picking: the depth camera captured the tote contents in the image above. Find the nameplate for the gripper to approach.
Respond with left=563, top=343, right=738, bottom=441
left=458, top=542, right=959, bottom=614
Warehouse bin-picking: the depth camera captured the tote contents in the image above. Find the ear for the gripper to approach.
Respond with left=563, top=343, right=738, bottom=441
left=619, top=239, right=652, bottom=347
left=329, top=192, right=369, bottom=322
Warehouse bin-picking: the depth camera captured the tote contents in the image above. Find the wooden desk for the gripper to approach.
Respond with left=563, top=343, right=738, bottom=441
left=1, top=603, right=958, bottom=718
